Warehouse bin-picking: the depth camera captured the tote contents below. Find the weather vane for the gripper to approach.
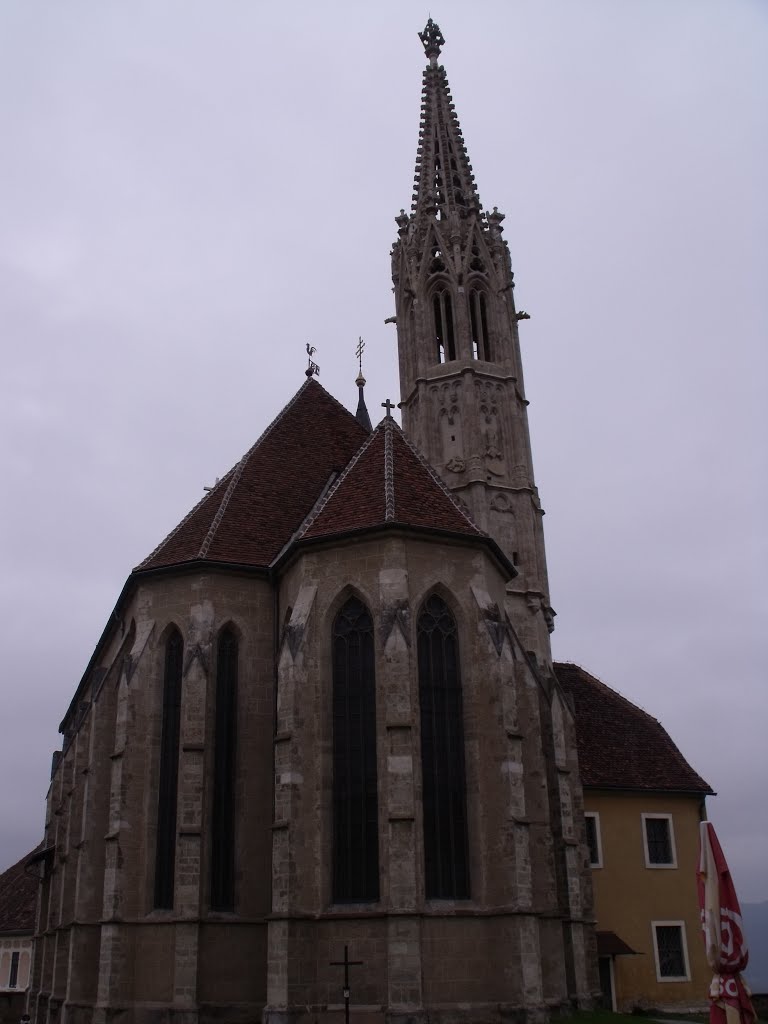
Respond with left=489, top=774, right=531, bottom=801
left=306, top=342, right=320, bottom=377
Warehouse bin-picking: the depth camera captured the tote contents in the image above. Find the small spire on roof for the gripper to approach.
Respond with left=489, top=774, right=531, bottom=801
left=419, top=18, right=444, bottom=65
left=408, top=19, right=480, bottom=219
left=355, top=336, right=372, bottom=431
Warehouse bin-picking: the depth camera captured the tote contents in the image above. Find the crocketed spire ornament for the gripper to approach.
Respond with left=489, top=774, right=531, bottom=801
left=418, top=18, right=444, bottom=64
left=405, top=21, right=479, bottom=220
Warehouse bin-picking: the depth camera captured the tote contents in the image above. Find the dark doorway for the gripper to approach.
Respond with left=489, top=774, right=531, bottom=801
left=598, top=957, right=614, bottom=1011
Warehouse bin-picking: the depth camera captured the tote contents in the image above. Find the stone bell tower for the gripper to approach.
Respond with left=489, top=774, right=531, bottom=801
left=392, top=19, right=554, bottom=655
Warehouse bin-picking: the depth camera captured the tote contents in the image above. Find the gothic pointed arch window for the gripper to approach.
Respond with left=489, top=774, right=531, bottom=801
left=417, top=595, right=470, bottom=899
left=332, top=596, right=379, bottom=902
left=469, top=287, right=491, bottom=361
left=432, top=288, right=456, bottom=363
left=211, top=626, right=238, bottom=911
left=154, top=626, right=183, bottom=909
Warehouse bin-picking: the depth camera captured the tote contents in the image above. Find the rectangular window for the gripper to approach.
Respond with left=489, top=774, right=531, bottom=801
left=642, top=813, right=677, bottom=867
left=652, top=922, right=690, bottom=981
left=9, top=951, right=19, bottom=989
left=584, top=812, right=602, bottom=867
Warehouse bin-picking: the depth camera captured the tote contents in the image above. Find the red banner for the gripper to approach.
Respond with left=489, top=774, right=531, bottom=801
left=697, top=822, right=756, bottom=1024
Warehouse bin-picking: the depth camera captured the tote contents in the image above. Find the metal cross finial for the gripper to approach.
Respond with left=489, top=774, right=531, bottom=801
left=356, top=336, right=365, bottom=374
left=381, top=398, right=396, bottom=418
left=306, top=342, right=320, bottom=377
left=418, top=18, right=444, bottom=64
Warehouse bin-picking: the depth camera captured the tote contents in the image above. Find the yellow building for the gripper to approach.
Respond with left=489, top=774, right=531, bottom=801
left=556, top=663, right=714, bottom=1013
left=0, top=849, right=37, bottom=1024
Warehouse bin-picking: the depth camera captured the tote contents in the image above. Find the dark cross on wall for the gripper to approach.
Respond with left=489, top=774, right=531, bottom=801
left=330, top=945, right=364, bottom=1024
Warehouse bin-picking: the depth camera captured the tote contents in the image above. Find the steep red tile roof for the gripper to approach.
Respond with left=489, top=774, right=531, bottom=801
left=0, top=849, right=39, bottom=934
left=554, top=662, right=713, bottom=794
left=300, top=417, right=483, bottom=542
left=137, top=379, right=369, bottom=572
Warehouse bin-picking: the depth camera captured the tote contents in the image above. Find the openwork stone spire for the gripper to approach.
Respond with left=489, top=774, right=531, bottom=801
left=411, top=20, right=480, bottom=219
left=391, top=21, right=555, bottom=643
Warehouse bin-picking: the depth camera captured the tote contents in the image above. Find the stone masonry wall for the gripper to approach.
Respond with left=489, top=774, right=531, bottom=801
left=265, top=532, right=594, bottom=1024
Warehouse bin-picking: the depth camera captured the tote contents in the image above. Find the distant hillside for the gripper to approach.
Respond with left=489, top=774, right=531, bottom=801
left=743, top=902, right=768, bottom=993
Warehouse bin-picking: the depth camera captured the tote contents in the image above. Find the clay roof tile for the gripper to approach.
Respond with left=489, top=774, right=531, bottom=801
left=300, top=416, right=482, bottom=542
left=554, top=661, right=713, bottom=794
left=136, top=379, right=368, bottom=573
left=0, top=848, right=39, bottom=934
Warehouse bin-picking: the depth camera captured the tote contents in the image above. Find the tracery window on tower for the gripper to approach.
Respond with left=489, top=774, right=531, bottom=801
left=468, top=287, right=491, bottom=361
left=211, top=625, right=238, bottom=911
left=154, top=626, right=183, bottom=910
left=432, top=288, right=456, bottom=363
left=433, top=130, right=445, bottom=213
left=469, top=243, right=486, bottom=273
left=332, top=596, right=379, bottom=903
left=417, top=594, right=470, bottom=899
left=447, top=139, right=465, bottom=206
left=429, top=244, right=446, bottom=275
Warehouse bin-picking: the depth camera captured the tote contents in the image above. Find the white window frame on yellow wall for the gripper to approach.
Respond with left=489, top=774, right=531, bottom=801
left=584, top=811, right=603, bottom=868
left=651, top=920, right=691, bottom=982
left=641, top=812, right=677, bottom=868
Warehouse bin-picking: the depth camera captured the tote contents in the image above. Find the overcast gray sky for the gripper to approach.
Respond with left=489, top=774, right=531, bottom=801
left=1, top=1, right=766, bottom=902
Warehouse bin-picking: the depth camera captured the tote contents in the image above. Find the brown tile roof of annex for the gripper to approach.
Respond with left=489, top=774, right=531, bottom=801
left=554, top=661, right=713, bottom=794
left=0, top=848, right=39, bottom=934
left=136, top=379, right=369, bottom=573
left=300, top=416, right=484, bottom=542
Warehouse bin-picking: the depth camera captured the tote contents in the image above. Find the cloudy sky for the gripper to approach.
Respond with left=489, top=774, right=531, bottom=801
left=1, top=1, right=766, bottom=902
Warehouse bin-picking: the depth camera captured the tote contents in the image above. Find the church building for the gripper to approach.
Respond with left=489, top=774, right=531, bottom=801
left=28, top=21, right=598, bottom=1024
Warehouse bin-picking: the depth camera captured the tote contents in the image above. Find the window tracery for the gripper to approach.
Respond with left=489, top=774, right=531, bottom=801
left=469, top=288, right=491, bottom=360
left=432, top=289, right=456, bottom=362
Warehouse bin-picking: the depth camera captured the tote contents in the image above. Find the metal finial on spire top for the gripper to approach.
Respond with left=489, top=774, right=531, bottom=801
left=355, top=338, right=372, bottom=431
left=419, top=18, right=444, bottom=64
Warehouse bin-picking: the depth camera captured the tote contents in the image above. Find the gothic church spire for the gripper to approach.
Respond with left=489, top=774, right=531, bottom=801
left=411, top=20, right=481, bottom=220
left=391, top=21, right=555, bottom=646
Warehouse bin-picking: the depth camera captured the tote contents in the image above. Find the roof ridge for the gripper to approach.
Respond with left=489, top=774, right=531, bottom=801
left=136, top=380, right=316, bottom=571
left=134, top=469, right=233, bottom=571
left=269, top=470, right=340, bottom=568
left=197, top=378, right=318, bottom=558
left=555, top=660, right=665, bottom=729
left=384, top=418, right=395, bottom=521
left=386, top=418, right=482, bottom=533
left=198, top=458, right=247, bottom=559
left=296, top=424, right=382, bottom=540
